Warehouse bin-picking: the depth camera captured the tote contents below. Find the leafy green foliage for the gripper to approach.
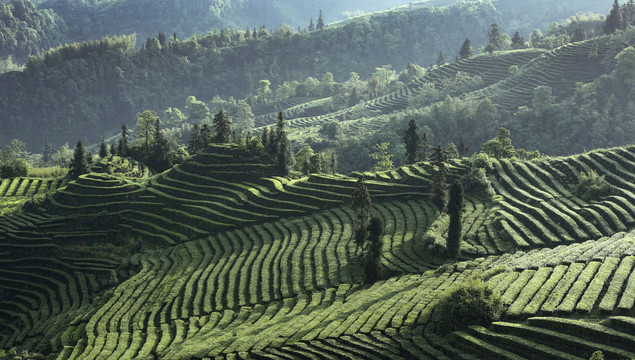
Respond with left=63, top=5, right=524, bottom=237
left=432, top=277, right=507, bottom=335
left=573, top=170, right=612, bottom=201
left=447, top=181, right=463, bottom=259
left=369, top=142, right=394, bottom=172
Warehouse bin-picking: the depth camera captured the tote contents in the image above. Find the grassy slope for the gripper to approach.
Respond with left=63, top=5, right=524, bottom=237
left=0, top=144, right=635, bottom=358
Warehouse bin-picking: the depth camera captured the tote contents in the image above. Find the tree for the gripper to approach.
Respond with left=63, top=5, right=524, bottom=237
left=485, top=23, right=501, bottom=53
left=163, top=107, right=185, bottom=125
left=571, top=26, right=586, bottom=42
left=369, top=142, right=394, bottom=172
left=185, top=96, right=210, bottom=123
left=213, top=109, right=233, bottom=143
left=431, top=144, right=448, bottom=210
left=422, top=132, right=430, bottom=161
left=511, top=31, right=526, bottom=49
left=459, top=38, right=473, bottom=60
left=447, top=181, right=464, bottom=259
left=69, top=140, right=89, bottom=179
left=257, top=80, right=273, bottom=104
left=364, top=216, right=384, bottom=283
left=42, top=138, right=53, bottom=164
left=403, top=119, right=423, bottom=164
left=149, top=118, right=172, bottom=170
left=437, top=51, right=446, bottom=66
left=458, top=135, right=469, bottom=157
left=188, top=124, right=201, bottom=153
left=317, top=9, right=325, bottom=30
left=275, top=112, right=293, bottom=175
left=481, top=127, right=516, bottom=159
left=294, top=146, right=315, bottom=174
left=588, top=40, right=599, bottom=58
left=309, top=18, right=315, bottom=32
left=136, top=110, right=159, bottom=160
left=351, top=176, right=371, bottom=250
left=605, top=0, right=623, bottom=34
left=117, top=124, right=129, bottom=157
left=99, top=137, right=109, bottom=158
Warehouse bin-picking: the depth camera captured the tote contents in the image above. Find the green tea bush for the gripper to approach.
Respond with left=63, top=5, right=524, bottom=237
left=431, top=277, right=507, bottom=334
left=573, top=170, right=612, bottom=200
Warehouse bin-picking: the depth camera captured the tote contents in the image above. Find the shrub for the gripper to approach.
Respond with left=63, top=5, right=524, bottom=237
left=573, top=170, right=612, bottom=200
left=589, top=350, right=604, bottom=360
left=0, top=159, right=29, bottom=178
left=431, top=277, right=507, bottom=334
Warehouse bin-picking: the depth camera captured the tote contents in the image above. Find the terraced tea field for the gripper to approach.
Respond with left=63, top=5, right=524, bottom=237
left=1, top=144, right=635, bottom=358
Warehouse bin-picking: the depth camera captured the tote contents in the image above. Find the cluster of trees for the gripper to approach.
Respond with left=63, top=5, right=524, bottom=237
left=0, top=1, right=502, bottom=149
left=605, top=0, right=635, bottom=34
left=351, top=176, right=385, bottom=283
left=0, top=139, right=30, bottom=178
left=0, top=0, right=68, bottom=62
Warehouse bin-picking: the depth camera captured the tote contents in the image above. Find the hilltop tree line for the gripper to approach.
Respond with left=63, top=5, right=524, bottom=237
left=0, top=1, right=501, bottom=149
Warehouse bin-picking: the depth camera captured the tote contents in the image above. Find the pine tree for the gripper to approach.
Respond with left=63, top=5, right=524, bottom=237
left=459, top=38, right=473, bottom=60
left=150, top=118, right=172, bottom=170
left=317, top=9, right=325, bottom=30
left=571, top=26, right=587, bottom=42
left=437, top=51, right=446, bottom=66
left=261, top=127, right=269, bottom=151
left=69, top=140, right=89, bottom=179
left=188, top=124, right=201, bottom=153
left=309, top=18, right=315, bottom=32
left=447, top=181, right=464, bottom=259
left=458, top=135, right=469, bottom=157
left=157, top=32, right=167, bottom=47
left=99, top=137, right=109, bottom=158
left=485, top=23, right=501, bottom=53
left=274, top=112, right=293, bottom=175
left=117, top=124, right=129, bottom=157
left=351, top=176, right=371, bottom=250
left=511, top=31, right=525, bottom=49
left=431, top=144, right=448, bottom=210
left=364, top=216, right=384, bottom=283
left=422, top=132, right=430, bottom=161
left=199, top=124, right=212, bottom=150
left=213, top=109, right=233, bottom=143
left=403, top=119, right=423, bottom=164
left=42, top=138, right=53, bottom=164
left=606, top=0, right=623, bottom=34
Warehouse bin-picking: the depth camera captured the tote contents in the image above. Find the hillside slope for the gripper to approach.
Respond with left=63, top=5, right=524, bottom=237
left=1, top=145, right=635, bottom=358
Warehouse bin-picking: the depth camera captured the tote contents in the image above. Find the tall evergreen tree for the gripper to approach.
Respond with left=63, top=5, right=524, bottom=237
left=272, top=112, right=293, bottom=174
left=150, top=118, right=172, bottom=170
left=308, top=18, right=315, bottom=32
left=431, top=144, right=448, bottom=210
left=261, top=127, right=269, bottom=151
left=317, top=9, right=325, bottom=30
left=485, top=23, right=501, bottom=53
left=437, top=51, right=446, bottom=66
left=422, top=132, right=430, bottom=161
left=199, top=124, right=212, bottom=150
left=188, top=124, right=201, bottom=153
left=42, top=138, right=53, bottom=164
left=69, top=140, right=89, bottom=179
left=99, top=137, right=109, bottom=158
left=117, top=124, right=129, bottom=157
left=447, top=181, right=464, bottom=259
left=351, top=176, right=371, bottom=250
left=459, top=38, right=473, bottom=60
left=403, top=118, right=423, bottom=164
left=458, top=135, right=469, bottom=157
left=606, top=0, right=623, bottom=34
left=364, top=216, right=384, bottom=283
left=511, top=31, right=525, bottom=49
left=213, top=109, right=233, bottom=143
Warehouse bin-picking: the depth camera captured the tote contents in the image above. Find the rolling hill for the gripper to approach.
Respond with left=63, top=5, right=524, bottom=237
left=0, top=142, right=634, bottom=358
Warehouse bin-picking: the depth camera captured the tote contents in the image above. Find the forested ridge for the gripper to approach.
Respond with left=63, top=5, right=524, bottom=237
left=0, top=1, right=502, bottom=148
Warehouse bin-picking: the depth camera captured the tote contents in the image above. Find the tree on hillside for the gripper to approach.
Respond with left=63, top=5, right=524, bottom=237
left=69, top=140, right=89, bottom=179
left=317, top=9, right=325, bottom=30
left=511, top=31, right=526, bottom=49
left=136, top=110, right=159, bottom=160
left=485, top=23, right=502, bottom=53
left=149, top=118, right=172, bottom=170
left=99, top=137, right=109, bottom=158
left=352, top=176, right=371, bottom=250
left=188, top=124, right=201, bottom=153
left=275, top=112, right=293, bottom=175
left=422, top=132, right=430, bottom=161
left=458, top=135, right=469, bottom=157
left=437, top=51, right=446, bottom=66
left=213, top=109, right=233, bottom=143
left=364, top=216, right=385, bottom=283
left=42, top=138, right=53, bottom=164
left=571, top=26, right=587, bottom=42
left=605, top=0, right=623, bottom=34
left=481, top=127, right=516, bottom=159
left=117, top=124, right=129, bottom=157
left=447, top=181, right=464, bottom=259
left=370, top=142, right=394, bottom=172
left=459, top=38, right=473, bottom=60
left=404, top=119, right=423, bottom=164
left=431, top=144, right=448, bottom=210
left=309, top=18, right=315, bottom=32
